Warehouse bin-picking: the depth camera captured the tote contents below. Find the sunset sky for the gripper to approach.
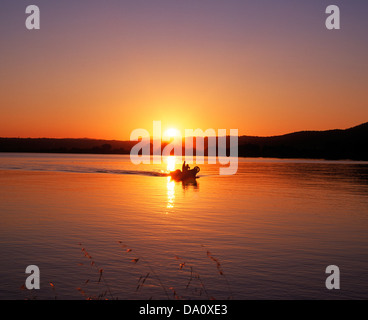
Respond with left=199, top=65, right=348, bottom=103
left=1, top=0, right=368, bottom=140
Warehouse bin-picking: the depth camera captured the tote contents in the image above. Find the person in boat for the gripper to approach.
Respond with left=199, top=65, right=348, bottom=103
left=170, top=161, right=200, bottom=181
left=182, top=161, right=192, bottom=174
left=182, top=161, right=190, bottom=173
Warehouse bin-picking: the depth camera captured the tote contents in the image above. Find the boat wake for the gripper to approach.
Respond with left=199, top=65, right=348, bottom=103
left=93, top=168, right=169, bottom=177
left=0, top=164, right=171, bottom=177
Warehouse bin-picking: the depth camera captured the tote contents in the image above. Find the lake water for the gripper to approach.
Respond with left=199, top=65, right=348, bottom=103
left=0, top=153, right=368, bottom=300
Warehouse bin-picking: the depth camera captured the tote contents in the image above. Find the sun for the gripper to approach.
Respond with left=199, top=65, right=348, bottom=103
left=163, top=128, right=180, bottom=139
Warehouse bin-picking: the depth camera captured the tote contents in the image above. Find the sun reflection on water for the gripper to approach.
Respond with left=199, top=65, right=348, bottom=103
left=166, top=177, right=175, bottom=211
left=166, top=156, right=177, bottom=172
left=165, top=156, right=177, bottom=212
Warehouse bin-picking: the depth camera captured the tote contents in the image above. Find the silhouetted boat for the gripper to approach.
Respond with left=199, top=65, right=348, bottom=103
left=170, top=166, right=200, bottom=182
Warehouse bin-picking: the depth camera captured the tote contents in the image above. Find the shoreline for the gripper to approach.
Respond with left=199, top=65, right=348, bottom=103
left=1, top=151, right=368, bottom=163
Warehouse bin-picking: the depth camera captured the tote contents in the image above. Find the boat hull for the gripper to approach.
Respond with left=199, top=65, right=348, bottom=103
left=170, top=166, right=200, bottom=181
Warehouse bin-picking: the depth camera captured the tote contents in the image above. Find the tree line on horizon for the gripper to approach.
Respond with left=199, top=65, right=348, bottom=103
left=0, top=122, right=367, bottom=161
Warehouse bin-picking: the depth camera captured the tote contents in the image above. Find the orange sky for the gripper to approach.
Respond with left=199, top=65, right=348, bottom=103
left=1, top=1, right=367, bottom=140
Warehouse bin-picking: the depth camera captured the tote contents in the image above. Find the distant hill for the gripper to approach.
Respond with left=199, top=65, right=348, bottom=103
left=0, top=138, right=135, bottom=155
left=1, top=122, right=367, bottom=160
left=238, top=122, right=368, bottom=160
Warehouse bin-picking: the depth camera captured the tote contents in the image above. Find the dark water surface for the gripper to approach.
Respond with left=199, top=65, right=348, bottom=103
left=0, top=153, right=368, bottom=299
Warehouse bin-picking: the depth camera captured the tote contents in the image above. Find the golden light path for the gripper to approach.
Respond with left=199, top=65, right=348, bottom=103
left=166, top=155, right=177, bottom=172
left=166, top=156, right=177, bottom=211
